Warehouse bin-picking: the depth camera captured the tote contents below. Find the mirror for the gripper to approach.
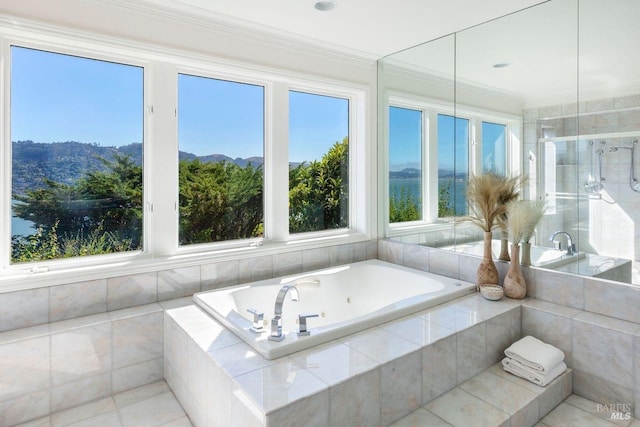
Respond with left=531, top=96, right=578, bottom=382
left=379, top=0, right=640, bottom=284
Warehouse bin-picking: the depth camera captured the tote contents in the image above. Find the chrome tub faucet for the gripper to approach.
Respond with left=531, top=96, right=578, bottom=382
left=549, top=231, right=576, bottom=255
left=268, top=285, right=299, bottom=342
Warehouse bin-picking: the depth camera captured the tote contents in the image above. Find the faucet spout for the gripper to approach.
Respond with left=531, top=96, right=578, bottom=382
left=269, top=285, right=299, bottom=342
left=549, top=231, right=576, bottom=255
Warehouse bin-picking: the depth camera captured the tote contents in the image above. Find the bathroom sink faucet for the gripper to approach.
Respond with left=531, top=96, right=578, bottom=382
left=549, top=231, right=576, bottom=255
left=268, top=285, right=299, bottom=342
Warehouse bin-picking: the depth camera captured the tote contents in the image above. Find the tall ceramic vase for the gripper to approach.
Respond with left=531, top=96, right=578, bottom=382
left=498, top=236, right=510, bottom=261
left=521, top=241, right=532, bottom=266
left=504, top=243, right=527, bottom=299
left=477, top=231, right=499, bottom=288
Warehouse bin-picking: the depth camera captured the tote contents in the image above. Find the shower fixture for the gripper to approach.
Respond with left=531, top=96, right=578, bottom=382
left=607, top=140, right=640, bottom=192
left=584, top=140, right=605, bottom=193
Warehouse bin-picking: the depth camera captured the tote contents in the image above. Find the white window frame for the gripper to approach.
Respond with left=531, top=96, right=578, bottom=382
left=383, top=92, right=521, bottom=238
left=0, top=18, right=371, bottom=289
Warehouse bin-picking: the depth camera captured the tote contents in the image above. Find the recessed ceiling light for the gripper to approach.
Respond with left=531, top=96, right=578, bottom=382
left=493, top=63, right=510, bottom=68
left=314, top=1, right=336, bottom=11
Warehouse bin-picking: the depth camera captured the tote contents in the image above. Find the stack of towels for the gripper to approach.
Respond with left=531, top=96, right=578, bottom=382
left=502, top=335, right=567, bottom=387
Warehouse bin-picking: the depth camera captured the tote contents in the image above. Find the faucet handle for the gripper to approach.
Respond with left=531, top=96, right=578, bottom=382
left=246, top=308, right=265, bottom=333
left=297, top=313, right=319, bottom=336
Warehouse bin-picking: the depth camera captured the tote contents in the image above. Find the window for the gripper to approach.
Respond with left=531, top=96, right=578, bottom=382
left=1, top=23, right=368, bottom=283
left=177, top=74, right=265, bottom=245
left=388, top=106, right=422, bottom=223
left=288, top=91, right=349, bottom=234
left=385, top=96, right=520, bottom=233
left=482, top=121, right=507, bottom=175
left=10, top=46, right=144, bottom=264
left=438, top=114, right=469, bottom=217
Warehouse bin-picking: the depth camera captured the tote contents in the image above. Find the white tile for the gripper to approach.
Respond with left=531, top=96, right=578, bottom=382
left=291, top=340, right=378, bottom=386
left=382, top=315, right=455, bottom=346
left=302, top=247, right=330, bottom=270
left=340, top=327, right=420, bottom=364
left=456, top=323, right=488, bottom=383
left=112, top=358, right=164, bottom=394
left=204, top=356, right=233, bottom=427
left=113, top=311, right=163, bottom=369
left=50, top=397, right=116, bottom=427
left=159, top=416, right=193, bottom=427
left=239, top=255, right=273, bottom=283
left=272, top=251, right=303, bottom=277
left=422, top=334, right=457, bottom=403
left=265, top=390, right=330, bottom=427
left=426, top=387, right=510, bottom=427
left=0, top=336, right=50, bottom=401
left=49, top=279, right=107, bottom=322
left=113, top=380, right=170, bottom=409
left=542, top=402, right=620, bottom=427
left=232, top=358, right=328, bottom=413
left=329, top=368, right=380, bottom=427
left=0, top=288, right=49, bottom=332
left=50, top=372, right=111, bottom=413
left=107, top=272, right=158, bottom=311
left=15, top=416, right=51, bottom=427
left=380, top=351, right=422, bottom=426
left=119, top=392, right=186, bottom=427
left=200, top=260, right=239, bottom=291
left=51, top=322, right=111, bottom=386
left=0, top=390, right=50, bottom=427
left=158, top=267, right=200, bottom=301
left=330, top=244, right=354, bottom=266
left=207, top=342, right=273, bottom=378
left=66, top=411, right=122, bottom=427
left=389, top=408, right=452, bottom=426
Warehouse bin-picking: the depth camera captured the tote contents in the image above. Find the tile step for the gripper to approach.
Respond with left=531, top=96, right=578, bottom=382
left=391, top=362, right=572, bottom=427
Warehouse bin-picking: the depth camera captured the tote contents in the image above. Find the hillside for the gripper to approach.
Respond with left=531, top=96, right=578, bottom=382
left=11, top=140, right=264, bottom=194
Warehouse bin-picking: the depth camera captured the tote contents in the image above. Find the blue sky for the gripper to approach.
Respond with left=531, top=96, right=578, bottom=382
left=11, top=46, right=348, bottom=162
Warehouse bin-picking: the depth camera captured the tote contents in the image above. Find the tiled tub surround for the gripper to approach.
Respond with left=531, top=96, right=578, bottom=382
left=0, top=240, right=378, bottom=333
left=380, top=238, right=640, bottom=418
left=166, top=293, right=523, bottom=426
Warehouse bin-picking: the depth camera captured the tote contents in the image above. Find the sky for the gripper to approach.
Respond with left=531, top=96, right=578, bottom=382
left=11, top=46, right=348, bottom=162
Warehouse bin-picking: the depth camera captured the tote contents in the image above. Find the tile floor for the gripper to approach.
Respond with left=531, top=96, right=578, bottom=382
left=15, top=379, right=640, bottom=427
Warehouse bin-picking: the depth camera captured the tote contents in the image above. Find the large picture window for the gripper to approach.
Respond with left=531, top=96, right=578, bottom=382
left=388, top=106, right=422, bottom=223
left=10, top=47, right=144, bottom=263
left=438, top=114, right=469, bottom=217
left=288, top=91, right=349, bottom=234
left=177, top=74, right=265, bottom=245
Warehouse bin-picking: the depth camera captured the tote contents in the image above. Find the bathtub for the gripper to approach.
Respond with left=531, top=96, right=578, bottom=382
left=442, top=239, right=585, bottom=268
left=193, top=259, right=476, bottom=360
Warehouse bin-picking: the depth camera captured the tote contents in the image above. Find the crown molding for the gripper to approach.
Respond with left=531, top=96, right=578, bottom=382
left=92, top=0, right=380, bottom=67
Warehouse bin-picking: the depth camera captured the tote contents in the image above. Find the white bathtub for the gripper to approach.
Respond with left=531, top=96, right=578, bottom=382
left=193, top=259, right=475, bottom=360
left=443, top=239, right=585, bottom=268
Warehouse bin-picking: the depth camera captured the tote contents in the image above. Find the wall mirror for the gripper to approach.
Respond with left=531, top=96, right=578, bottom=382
left=379, top=0, right=640, bottom=284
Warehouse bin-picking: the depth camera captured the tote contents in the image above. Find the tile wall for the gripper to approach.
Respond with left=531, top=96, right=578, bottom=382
left=523, top=93, right=640, bottom=264
left=0, top=241, right=376, bottom=426
left=379, top=238, right=640, bottom=418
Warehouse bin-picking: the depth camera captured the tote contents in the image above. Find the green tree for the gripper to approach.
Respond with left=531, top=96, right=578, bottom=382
left=389, top=187, right=420, bottom=222
left=12, top=154, right=142, bottom=262
left=289, top=137, right=348, bottom=233
left=178, top=159, right=263, bottom=244
left=438, top=179, right=457, bottom=217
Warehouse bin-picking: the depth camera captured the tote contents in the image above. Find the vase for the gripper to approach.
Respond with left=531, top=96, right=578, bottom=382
left=504, top=243, right=527, bottom=299
left=477, top=231, right=499, bottom=288
left=498, top=236, right=510, bottom=261
left=521, top=241, right=532, bottom=266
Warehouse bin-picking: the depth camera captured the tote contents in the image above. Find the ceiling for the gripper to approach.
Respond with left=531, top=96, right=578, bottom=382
left=132, top=0, right=546, bottom=58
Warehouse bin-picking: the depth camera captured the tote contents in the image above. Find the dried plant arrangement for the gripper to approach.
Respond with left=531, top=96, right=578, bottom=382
left=506, top=199, right=546, bottom=245
left=466, top=173, right=521, bottom=232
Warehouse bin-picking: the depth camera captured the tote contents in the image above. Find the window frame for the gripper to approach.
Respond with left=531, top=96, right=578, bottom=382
left=383, top=92, right=522, bottom=237
left=0, top=20, right=371, bottom=288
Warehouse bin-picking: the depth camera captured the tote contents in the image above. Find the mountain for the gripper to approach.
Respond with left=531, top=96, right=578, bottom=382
left=389, top=167, right=468, bottom=180
left=11, top=140, right=265, bottom=194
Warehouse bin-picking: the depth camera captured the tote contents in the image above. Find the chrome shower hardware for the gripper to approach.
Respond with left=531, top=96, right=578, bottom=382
left=608, top=140, right=640, bottom=192
left=584, top=140, right=605, bottom=193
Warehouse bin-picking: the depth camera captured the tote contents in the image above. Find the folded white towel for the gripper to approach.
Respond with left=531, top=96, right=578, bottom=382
left=502, top=357, right=567, bottom=387
left=504, top=335, right=565, bottom=373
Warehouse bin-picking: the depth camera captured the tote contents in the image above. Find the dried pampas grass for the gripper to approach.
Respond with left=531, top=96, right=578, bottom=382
left=466, top=173, right=522, bottom=232
left=506, top=200, right=546, bottom=244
